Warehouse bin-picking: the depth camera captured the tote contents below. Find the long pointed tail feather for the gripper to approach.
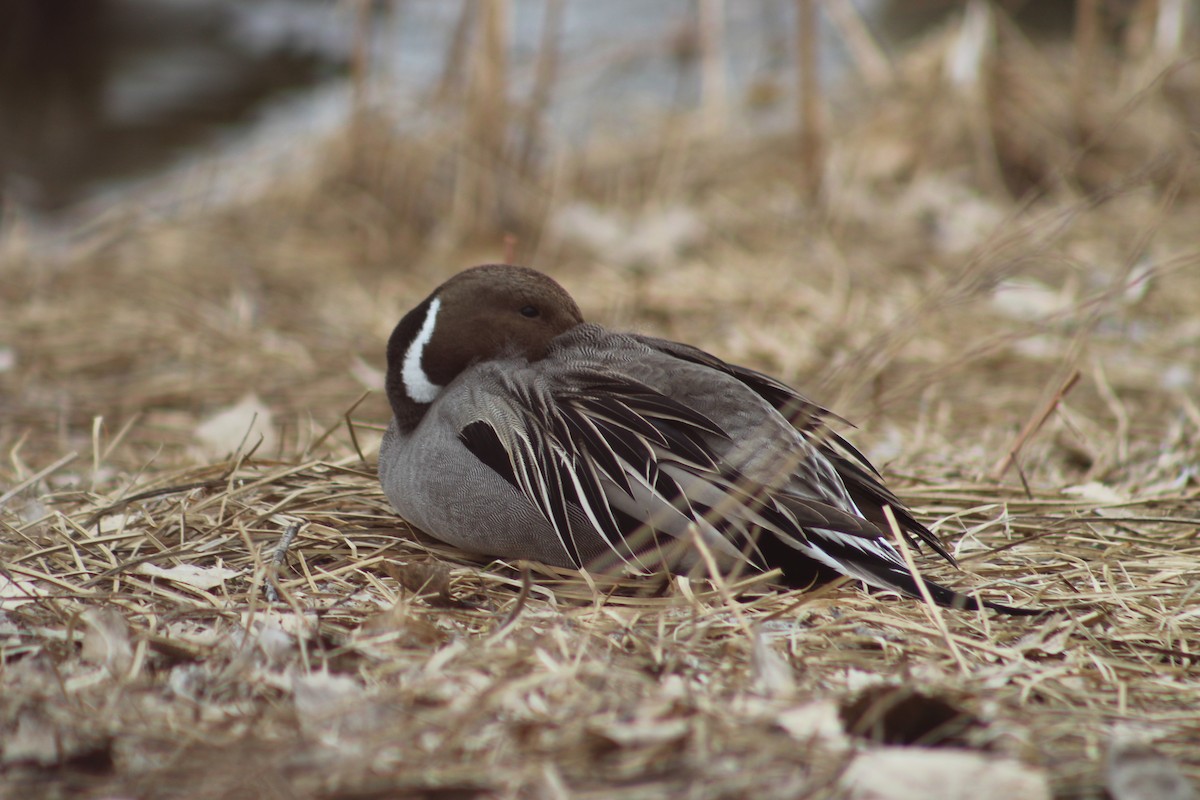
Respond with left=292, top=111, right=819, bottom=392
left=760, top=526, right=1042, bottom=616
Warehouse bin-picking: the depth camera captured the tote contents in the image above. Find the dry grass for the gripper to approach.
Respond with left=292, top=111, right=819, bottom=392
left=2, top=10, right=1199, bottom=799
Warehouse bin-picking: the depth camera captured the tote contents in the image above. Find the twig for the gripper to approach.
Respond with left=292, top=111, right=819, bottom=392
left=310, top=389, right=370, bottom=455
left=0, top=451, right=78, bottom=508
left=992, top=369, right=1081, bottom=479
left=265, top=520, right=303, bottom=604
left=691, top=527, right=755, bottom=642
left=490, top=562, right=533, bottom=643
left=884, top=507, right=969, bottom=676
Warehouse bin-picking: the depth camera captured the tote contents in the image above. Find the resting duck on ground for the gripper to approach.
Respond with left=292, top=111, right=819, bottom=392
left=379, top=264, right=1035, bottom=614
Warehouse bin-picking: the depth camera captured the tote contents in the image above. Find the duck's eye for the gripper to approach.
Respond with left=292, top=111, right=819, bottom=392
left=519, top=305, right=540, bottom=318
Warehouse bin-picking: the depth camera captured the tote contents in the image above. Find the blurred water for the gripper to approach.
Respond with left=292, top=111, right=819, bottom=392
left=0, top=0, right=1074, bottom=221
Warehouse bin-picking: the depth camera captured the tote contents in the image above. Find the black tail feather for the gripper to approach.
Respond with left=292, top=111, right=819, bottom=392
left=885, top=569, right=1043, bottom=616
left=756, top=527, right=1042, bottom=616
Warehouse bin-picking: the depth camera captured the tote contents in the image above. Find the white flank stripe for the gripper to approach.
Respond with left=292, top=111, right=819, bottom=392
left=815, top=528, right=907, bottom=567
left=402, top=297, right=443, bottom=403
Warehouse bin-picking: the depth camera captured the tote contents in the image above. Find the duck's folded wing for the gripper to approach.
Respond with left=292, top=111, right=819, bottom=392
left=455, top=372, right=897, bottom=574
left=632, top=333, right=955, bottom=565
left=629, top=334, right=853, bottom=439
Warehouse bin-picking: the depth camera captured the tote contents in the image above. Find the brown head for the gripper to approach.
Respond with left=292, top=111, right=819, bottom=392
left=385, top=265, right=585, bottom=430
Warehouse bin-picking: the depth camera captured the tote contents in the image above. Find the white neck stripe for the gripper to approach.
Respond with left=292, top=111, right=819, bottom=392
left=402, top=297, right=443, bottom=403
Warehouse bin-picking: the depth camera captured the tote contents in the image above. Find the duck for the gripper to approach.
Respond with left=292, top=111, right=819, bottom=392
left=379, top=264, right=1035, bottom=614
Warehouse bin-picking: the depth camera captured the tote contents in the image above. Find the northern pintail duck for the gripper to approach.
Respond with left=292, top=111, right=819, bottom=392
left=380, top=264, right=1033, bottom=614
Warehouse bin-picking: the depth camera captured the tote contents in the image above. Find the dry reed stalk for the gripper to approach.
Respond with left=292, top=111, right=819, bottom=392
left=1151, top=0, right=1189, bottom=58
left=451, top=0, right=511, bottom=237
left=515, top=0, right=563, bottom=178
left=698, top=0, right=729, bottom=135
left=436, top=1, right=477, bottom=102
left=992, top=369, right=1082, bottom=479
left=825, top=0, right=891, bottom=88
left=1073, top=0, right=1101, bottom=134
left=884, top=506, right=969, bottom=676
left=796, top=0, right=823, bottom=203
left=350, top=0, right=373, bottom=118
left=945, top=0, right=1005, bottom=193
left=0, top=451, right=78, bottom=507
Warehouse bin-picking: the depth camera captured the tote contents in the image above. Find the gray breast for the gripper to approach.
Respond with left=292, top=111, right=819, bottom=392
left=379, top=369, right=619, bottom=569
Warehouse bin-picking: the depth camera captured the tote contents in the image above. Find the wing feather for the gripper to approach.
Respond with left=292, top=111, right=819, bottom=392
left=452, top=351, right=1025, bottom=611
left=632, top=333, right=955, bottom=564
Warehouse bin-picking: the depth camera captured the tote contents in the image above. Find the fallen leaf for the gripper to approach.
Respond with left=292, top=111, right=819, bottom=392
left=991, top=278, right=1074, bottom=321
left=843, top=748, right=1050, bottom=800
left=589, top=715, right=691, bottom=748
left=2, top=712, right=59, bottom=765
left=1108, top=732, right=1196, bottom=800
left=384, top=559, right=456, bottom=607
left=138, top=563, right=241, bottom=590
left=293, top=671, right=384, bottom=746
left=776, top=701, right=849, bottom=752
left=1, top=707, right=115, bottom=770
left=751, top=630, right=795, bottom=698
left=250, top=616, right=295, bottom=665
left=194, top=393, right=277, bottom=459
left=349, top=355, right=385, bottom=391
left=1062, top=482, right=1130, bottom=505
left=0, top=575, right=50, bottom=610
left=80, top=608, right=134, bottom=677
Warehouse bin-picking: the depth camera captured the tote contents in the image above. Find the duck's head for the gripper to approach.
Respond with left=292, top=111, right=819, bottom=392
left=385, top=264, right=585, bottom=428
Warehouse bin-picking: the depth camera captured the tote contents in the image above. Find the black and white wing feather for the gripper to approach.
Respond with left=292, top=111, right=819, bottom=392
left=455, top=359, right=1036, bottom=614
left=455, top=367, right=1008, bottom=605
left=632, top=334, right=956, bottom=564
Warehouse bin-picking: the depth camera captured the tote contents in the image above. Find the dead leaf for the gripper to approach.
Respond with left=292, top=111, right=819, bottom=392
left=991, top=277, right=1074, bottom=321
left=751, top=630, right=795, bottom=698
left=0, top=575, right=50, bottom=610
left=1, top=711, right=114, bottom=772
left=2, top=712, right=60, bottom=766
left=137, top=562, right=241, bottom=590
left=360, top=603, right=447, bottom=646
left=292, top=671, right=383, bottom=746
left=80, top=608, right=134, bottom=677
left=384, top=559, right=457, bottom=607
left=776, top=701, right=850, bottom=752
left=589, top=714, right=691, bottom=748
left=250, top=616, right=296, bottom=665
left=1108, top=733, right=1196, bottom=800
left=349, top=355, right=385, bottom=391
left=194, top=393, right=277, bottom=459
left=1062, top=482, right=1130, bottom=505
left=843, top=748, right=1051, bottom=800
